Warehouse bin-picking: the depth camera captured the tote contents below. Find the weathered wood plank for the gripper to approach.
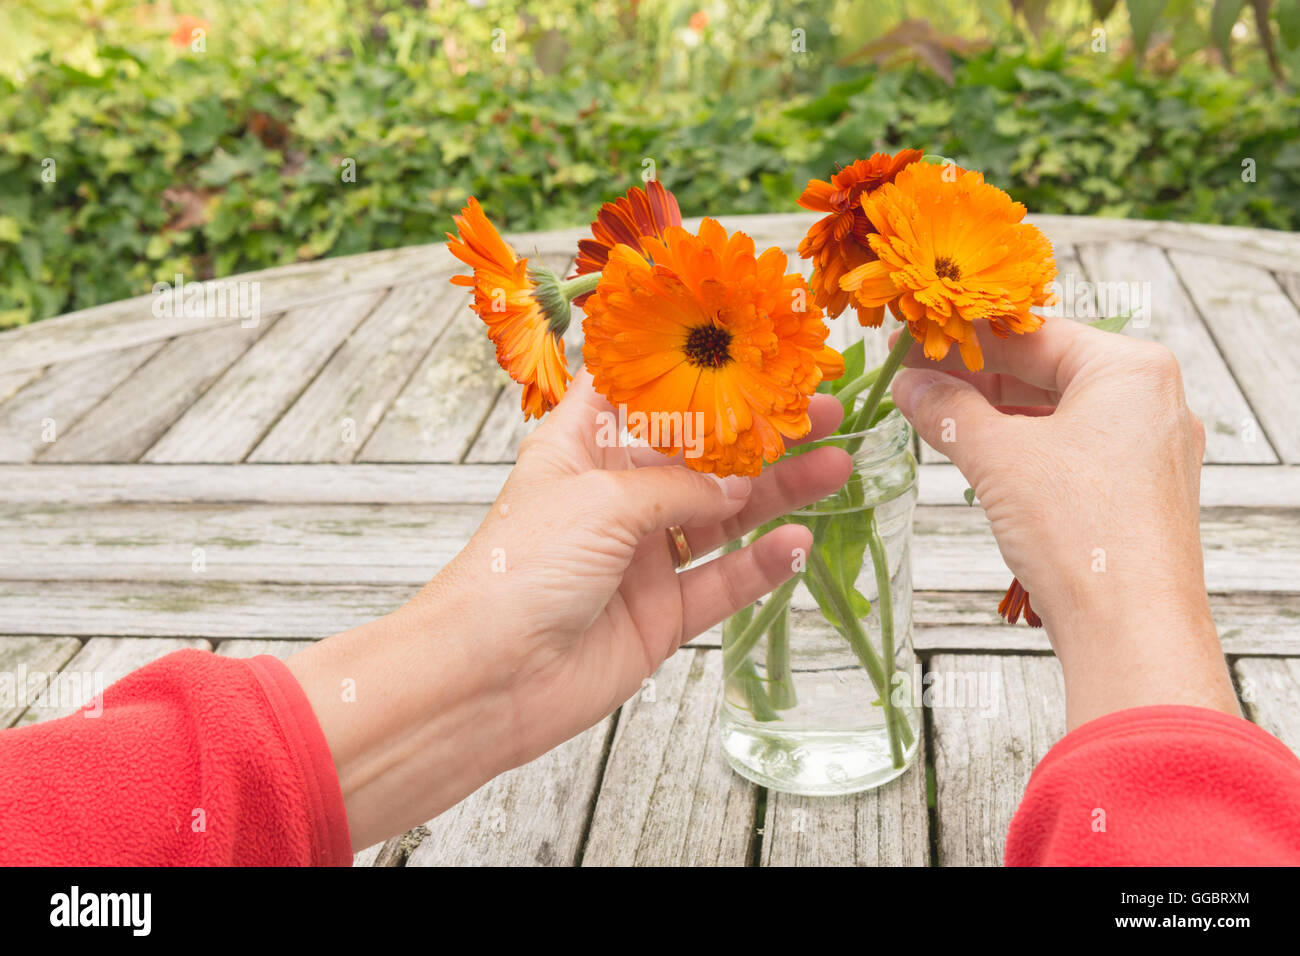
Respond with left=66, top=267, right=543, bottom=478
left=144, top=291, right=386, bottom=463
left=3, top=462, right=1294, bottom=509
left=358, top=295, right=505, bottom=463
left=13, top=636, right=210, bottom=726
left=917, top=463, right=1300, bottom=508
left=0, top=463, right=514, bottom=505
left=1076, top=242, right=1277, bottom=462
left=250, top=280, right=462, bottom=463
left=929, top=653, right=1066, bottom=866
left=0, top=580, right=1294, bottom=654
left=3, top=215, right=1294, bottom=378
left=0, top=501, right=484, bottom=584
left=0, top=579, right=414, bottom=639
left=37, top=319, right=277, bottom=463
left=0, top=636, right=82, bottom=728
left=1235, top=657, right=1300, bottom=754
left=0, top=342, right=163, bottom=462
left=405, top=718, right=613, bottom=866
left=761, top=664, right=930, bottom=866
left=1168, top=250, right=1300, bottom=463
left=581, top=648, right=758, bottom=866
left=0, top=251, right=461, bottom=377
left=0, top=368, right=43, bottom=406
left=3, top=501, right=1291, bottom=593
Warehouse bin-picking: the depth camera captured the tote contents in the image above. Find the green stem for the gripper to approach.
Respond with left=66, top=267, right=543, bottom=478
left=765, top=605, right=797, bottom=710
left=730, top=659, right=779, bottom=721
left=807, top=548, right=915, bottom=752
left=833, top=366, right=882, bottom=414
left=722, top=577, right=798, bottom=680
left=866, top=511, right=906, bottom=768
left=847, top=326, right=914, bottom=436
left=558, top=272, right=601, bottom=301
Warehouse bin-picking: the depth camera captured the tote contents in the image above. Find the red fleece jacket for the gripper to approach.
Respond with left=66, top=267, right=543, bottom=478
left=1, top=650, right=1298, bottom=865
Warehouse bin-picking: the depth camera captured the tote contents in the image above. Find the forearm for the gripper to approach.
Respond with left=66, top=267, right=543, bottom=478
left=284, top=586, right=520, bottom=852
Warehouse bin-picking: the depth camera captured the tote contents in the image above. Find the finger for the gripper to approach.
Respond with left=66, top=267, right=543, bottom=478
left=683, top=444, right=852, bottom=556
left=678, top=524, right=811, bottom=638
left=595, top=464, right=753, bottom=540
left=892, top=367, right=1012, bottom=479
left=931, top=368, right=1060, bottom=408
left=890, top=316, right=1105, bottom=393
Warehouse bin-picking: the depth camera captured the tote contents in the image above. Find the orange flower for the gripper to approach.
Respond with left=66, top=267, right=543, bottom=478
left=582, top=219, right=843, bottom=478
left=447, top=198, right=571, bottom=420
left=571, top=180, right=682, bottom=306
left=840, top=161, right=1057, bottom=371
left=998, top=578, right=1042, bottom=627
left=797, top=149, right=924, bottom=327
left=171, top=15, right=209, bottom=49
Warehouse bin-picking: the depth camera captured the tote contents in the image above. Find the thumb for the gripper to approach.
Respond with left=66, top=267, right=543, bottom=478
left=892, top=368, right=1006, bottom=479
left=598, top=466, right=752, bottom=539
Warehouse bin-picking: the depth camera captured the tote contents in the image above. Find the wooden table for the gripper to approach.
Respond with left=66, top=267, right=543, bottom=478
left=1, top=213, right=1298, bottom=866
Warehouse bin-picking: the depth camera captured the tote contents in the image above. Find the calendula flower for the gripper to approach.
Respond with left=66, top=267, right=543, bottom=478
left=998, top=578, right=1042, bottom=627
left=797, top=149, right=924, bottom=327
left=571, top=180, right=682, bottom=306
left=171, top=15, right=209, bottom=49
left=840, top=161, right=1058, bottom=371
left=447, top=198, right=572, bottom=419
left=582, top=218, right=843, bottom=478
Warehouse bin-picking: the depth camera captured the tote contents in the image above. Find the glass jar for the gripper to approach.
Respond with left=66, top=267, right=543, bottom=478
left=718, top=408, right=920, bottom=795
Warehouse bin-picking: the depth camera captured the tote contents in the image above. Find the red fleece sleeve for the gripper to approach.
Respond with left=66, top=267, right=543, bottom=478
left=0, top=649, right=351, bottom=866
left=1006, top=704, right=1300, bottom=866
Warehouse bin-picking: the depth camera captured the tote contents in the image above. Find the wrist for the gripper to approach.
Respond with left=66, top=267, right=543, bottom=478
left=286, top=594, right=519, bottom=850
left=1042, top=583, right=1239, bottom=730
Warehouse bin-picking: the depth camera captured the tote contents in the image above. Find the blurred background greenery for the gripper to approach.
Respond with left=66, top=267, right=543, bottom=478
left=1, top=0, right=1297, bottom=326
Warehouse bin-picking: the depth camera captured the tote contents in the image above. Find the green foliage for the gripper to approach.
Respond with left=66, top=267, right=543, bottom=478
left=0, top=4, right=1297, bottom=326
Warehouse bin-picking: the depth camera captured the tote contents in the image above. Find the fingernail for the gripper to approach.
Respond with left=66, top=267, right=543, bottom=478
left=892, top=369, right=944, bottom=416
left=712, top=474, right=752, bottom=499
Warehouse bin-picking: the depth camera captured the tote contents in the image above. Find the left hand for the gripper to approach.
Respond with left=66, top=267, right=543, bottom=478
left=289, top=368, right=851, bottom=849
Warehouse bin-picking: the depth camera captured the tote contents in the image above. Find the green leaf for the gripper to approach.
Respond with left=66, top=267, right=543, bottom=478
left=1279, top=1, right=1300, bottom=49
left=1211, top=0, right=1247, bottom=65
left=963, top=487, right=976, bottom=506
left=1090, top=311, right=1135, bottom=334
left=1128, top=0, right=1171, bottom=59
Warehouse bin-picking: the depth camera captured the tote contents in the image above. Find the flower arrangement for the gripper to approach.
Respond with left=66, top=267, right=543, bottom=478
left=448, top=150, right=1060, bottom=788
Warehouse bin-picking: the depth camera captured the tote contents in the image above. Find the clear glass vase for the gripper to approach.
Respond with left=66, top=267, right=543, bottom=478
left=719, top=408, right=920, bottom=795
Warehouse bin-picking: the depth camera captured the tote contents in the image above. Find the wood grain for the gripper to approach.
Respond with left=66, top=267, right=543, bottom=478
left=144, top=291, right=385, bottom=462
left=928, top=653, right=1066, bottom=866
left=404, top=718, right=613, bottom=866
left=250, top=280, right=461, bottom=463
left=0, top=635, right=82, bottom=728
left=1168, top=250, right=1300, bottom=463
left=1077, top=241, right=1277, bottom=463
left=1235, top=657, right=1300, bottom=755
left=581, top=648, right=758, bottom=866
left=0, top=342, right=163, bottom=462
left=37, top=319, right=277, bottom=463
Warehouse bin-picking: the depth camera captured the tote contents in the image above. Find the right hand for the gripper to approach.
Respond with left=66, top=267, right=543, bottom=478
left=889, top=317, right=1240, bottom=729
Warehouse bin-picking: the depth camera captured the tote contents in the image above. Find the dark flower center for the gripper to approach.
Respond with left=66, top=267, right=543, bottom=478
left=684, top=324, right=733, bottom=368
left=934, top=256, right=962, bottom=281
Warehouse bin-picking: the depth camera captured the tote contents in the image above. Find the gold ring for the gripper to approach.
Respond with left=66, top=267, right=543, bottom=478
left=666, top=525, right=693, bottom=570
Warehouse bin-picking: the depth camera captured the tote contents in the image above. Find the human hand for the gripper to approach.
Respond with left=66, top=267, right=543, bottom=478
left=288, top=370, right=851, bottom=848
left=889, top=317, right=1239, bottom=729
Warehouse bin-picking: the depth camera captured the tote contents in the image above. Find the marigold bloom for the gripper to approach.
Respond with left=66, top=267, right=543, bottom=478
left=447, top=198, right=571, bottom=419
left=840, top=162, right=1058, bottom=371
left=571, top=180, right=682, bottom=306
left=171, top=15, right=209, bottom=48
left=582, top=219, right=843, bottom=478
left=797, top=149, right=924, bottom=327
left=998, top=578, right=1042, bottom=627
